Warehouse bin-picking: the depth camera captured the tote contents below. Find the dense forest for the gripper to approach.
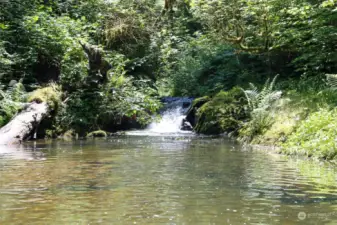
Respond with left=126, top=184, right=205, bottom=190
left=0, top=0, right=336, bottom=158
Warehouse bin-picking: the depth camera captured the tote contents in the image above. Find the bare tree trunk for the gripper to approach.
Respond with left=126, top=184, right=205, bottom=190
left=0, top=102, right=49, bottom=145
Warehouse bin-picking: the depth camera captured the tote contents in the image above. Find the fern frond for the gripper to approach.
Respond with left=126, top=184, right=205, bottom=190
left=248, top=83, right=258, bottom=92
left=242, top=88, right=258, bottom=110
left=269, top=74, right=279, bottom=92
left=9, top=82, right=26, bottom=102
left=241, top=75, right=281, bottom=138
left=261, top=78, right=270, bottom=93
left=242, top=75, right=281, bottom=111
left=326, top=74, right=337, bottom=89
left=257, top=91, right=282, bottom=109
left=0, top=80, right=27, bottom=123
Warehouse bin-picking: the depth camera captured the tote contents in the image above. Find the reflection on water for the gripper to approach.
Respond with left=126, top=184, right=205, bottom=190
left=0, top=137, right=337, bottom=224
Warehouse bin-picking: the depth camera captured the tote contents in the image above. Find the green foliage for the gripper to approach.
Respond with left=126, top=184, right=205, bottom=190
left=192, top=96, right=210, bottom=108
left=0, top=116, right=5, bottom=127
left=0, top=81, right=27, bottom=126
left=250, top=99, right=306, bottom=145
left=239, top=76, right=282, bottom=142
left=160, top=32, right=273, bottom=97
left=189, top=0, right=337, bottom=90
left=169, top=38, right=234, bottom=96
left=60, top=44, right=88, bottom=91
left=281, top=76, right=337, bottom=113
left=23, top=11, right=92, bottom=85
left=55, top=52, right=162, bottom=135
left=99, top=75, right=162, bottom=128
left=282, top=108, right=337, bottom=160
left=105, top=61, right=162, bottom=123
left=0, top=41, right=18, bottom=79
left=0, top=1, right=95, bottom=85
left=163, top=35, right=230, bottom=96
left=1, top=0, right=337, bottom=149
left=276, top=2, right=337, bottom=77
left=194, top=87, right=248, bottom=135
left=251, top=75, right=337, bottom=145
left=243, top=75, right=282, bottom=111
left=326, top=74, right=337, bottom=90
left=191, top=0, right=277, bottom=51
left=103, top=7, right=151, bottom=52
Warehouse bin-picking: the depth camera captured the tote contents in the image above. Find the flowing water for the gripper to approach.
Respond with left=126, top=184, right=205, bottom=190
left=1, top=101, right=337, bottom=225
left=127, top=107, right=191, bottom=136
left=147, top=107, right=187, bottom=133
left=126, top=97, right=193, bottom=136
left=1, top=137, right=337, bottom=225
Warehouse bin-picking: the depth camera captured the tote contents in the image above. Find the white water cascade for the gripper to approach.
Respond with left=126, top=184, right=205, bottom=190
left=147, top=107, right=187, bottom=134
left=126, top=97, right=194, bottom=136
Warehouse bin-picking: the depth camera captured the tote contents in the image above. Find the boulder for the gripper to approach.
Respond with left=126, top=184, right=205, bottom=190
left=185, top=96, right=210, bottom=127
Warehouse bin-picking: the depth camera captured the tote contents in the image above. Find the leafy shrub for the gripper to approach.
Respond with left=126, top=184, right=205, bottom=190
left=194, top=87, right=248, bottom=135
left=165, top=33, right=271, bottom=97
left=56, top=72, right=161, bottom=136
left=99, top=75, right=162, bottom=128
left=0, top=81, right=27, bottom=125
left=282, top=109, right=337, bottom=160
left=156, top=33, right=235, bottom=96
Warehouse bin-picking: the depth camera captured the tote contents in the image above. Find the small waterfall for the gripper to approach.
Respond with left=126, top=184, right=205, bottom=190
left=126, top=97, right=194, bottom=136
left=147, top=107, right=187, bottom=133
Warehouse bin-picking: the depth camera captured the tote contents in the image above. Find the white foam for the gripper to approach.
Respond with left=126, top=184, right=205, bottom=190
left=126, top=103, right=193, bottom=136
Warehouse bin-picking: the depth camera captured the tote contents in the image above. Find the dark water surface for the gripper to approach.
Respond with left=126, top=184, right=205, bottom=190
left=0, top=136, right=337, bottom=224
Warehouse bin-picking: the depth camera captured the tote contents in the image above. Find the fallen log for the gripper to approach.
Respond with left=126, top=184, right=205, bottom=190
left=0, top=102, right=49, bottom=145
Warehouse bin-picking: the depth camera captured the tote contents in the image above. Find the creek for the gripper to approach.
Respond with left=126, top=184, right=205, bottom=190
left=0, top=99, right=336, bottom=224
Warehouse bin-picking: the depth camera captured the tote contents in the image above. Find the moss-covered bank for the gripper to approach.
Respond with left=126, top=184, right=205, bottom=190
left=191, top=86, right=337, bottom=161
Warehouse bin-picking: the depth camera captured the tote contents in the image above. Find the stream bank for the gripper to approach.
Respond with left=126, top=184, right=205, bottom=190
left=185, top=85, right=337, bottom=161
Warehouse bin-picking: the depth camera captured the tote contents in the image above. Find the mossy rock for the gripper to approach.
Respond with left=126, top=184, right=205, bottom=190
left=186, top=96, right=210, bottom=126
left=28, top=85, right=61, bottom=110
left=192, top=96, right=210, bottom=108
left=87, top=130, right=108, bottom=138
left=194, top=87, right=248, bottom=135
